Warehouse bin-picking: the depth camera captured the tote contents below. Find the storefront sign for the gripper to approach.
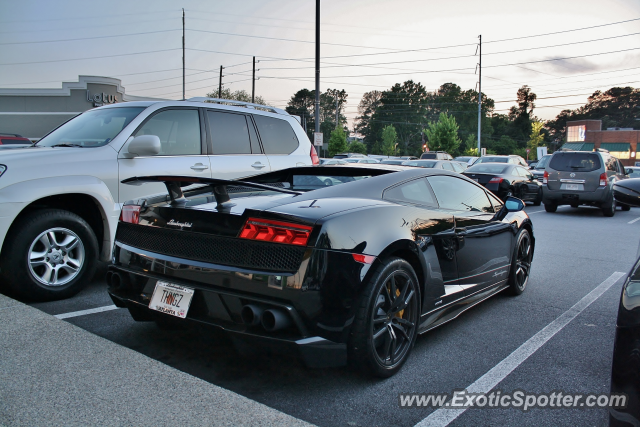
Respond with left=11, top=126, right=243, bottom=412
left=87, top=90, right=118, bottom=106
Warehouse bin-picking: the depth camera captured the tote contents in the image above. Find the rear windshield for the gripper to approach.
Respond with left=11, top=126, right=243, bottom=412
left=292, top=174, right=372, bottom=190
left=478, top=156, right=508, bottom=163
left=466, top=164, right=509, bottom=174
left=549, top=152, right=601, bottom=172
left=380, top=160, right=404, bottom=164
left=420, top=153, right=437, bottom=159
left=404, top=160, right=437, bottom=168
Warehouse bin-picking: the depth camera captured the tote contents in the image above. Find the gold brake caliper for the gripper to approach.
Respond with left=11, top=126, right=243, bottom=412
left=387, top=283, right=404, bottom=319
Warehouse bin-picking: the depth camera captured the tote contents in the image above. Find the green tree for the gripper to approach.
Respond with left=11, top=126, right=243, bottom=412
left=424, top=113, right=462, bottom=155
left=492, top=135, right=518, bottom=155
left=348, top=140, right=367, bottom=155
left=527, top=121, right=544, bottom=160
left=285, top=88, right=316, bottom=139
left=205, top=88, right=266, bottom=106
left=327, top=127, right=348, bottom=157
left=381, top=125, right=398, bottom=156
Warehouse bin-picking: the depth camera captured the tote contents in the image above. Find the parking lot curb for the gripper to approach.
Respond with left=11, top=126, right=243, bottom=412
left=0, top=293, right=315, bottom=427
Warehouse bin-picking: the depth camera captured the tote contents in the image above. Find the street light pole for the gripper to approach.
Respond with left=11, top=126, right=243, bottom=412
left=182, top=9, right=185, bottom=101
left=477, top=34, right=482, bottom=154
left=252, top=56, right=256, bottom=103
left=218, top=65, right=223, bottom=98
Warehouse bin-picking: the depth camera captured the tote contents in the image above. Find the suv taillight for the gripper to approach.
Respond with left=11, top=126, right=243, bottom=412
left=600, top=172, right=607, bottom=186
left=543, top=171, right=549, bottom=184
left=488, top=177, right=503, bottom=183
left=310, top=145, right=319, bottom=165
left=120, top=205, right=141, bottom=224
left=239, top=217, right=313, bottom=246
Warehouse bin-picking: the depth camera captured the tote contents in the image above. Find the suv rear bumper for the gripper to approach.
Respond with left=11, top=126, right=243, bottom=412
left=542, top=186, right=609, bottom=205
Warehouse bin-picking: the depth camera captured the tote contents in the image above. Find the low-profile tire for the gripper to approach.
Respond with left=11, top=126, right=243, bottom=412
left=506, top=228, right=532, bottom=296
left=544, top=202, right=557, bottom=213
left=348, top=257, right=419, bottom=378
left=621, top=203, right=631, bottom=211
left=0, top=209, right=98, bottom=301
left=602, top=194, right=616, bottom=217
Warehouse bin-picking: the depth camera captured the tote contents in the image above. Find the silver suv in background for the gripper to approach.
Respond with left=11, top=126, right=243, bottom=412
left=542, top=150, right=628, bottom=216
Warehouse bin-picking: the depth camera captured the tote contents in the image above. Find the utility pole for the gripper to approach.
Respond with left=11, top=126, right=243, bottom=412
left=335, top=97, right=339, bottom=129
left=314, top=0, right=320, bottom=135
left=252, top=56, right=256, bottom=103
left=218, top=65, right=224, bottom=98
left=477, top=34, right=482, bottom=154
left=182, top=9, right=185, bottom=100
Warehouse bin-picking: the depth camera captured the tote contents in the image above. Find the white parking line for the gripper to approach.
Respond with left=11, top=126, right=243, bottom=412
left=414, top=271, right=625, bottom=427
left=54, top=305, right=119, bottom=319
left=628, top=217, right=640, bottom=224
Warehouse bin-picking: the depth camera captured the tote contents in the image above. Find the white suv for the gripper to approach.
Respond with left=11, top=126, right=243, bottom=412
left=0, top=98, right=318, bottom=301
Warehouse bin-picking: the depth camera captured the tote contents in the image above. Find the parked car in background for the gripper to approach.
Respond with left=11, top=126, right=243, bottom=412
left=463, top=163, right=542, bottom=204
left=379, top=159, right=407, bottom=165
left=420, top=151, right=453, bottom=160
left=542, top=150, right=628, bottom=216
left=474, top=155, right=528, bottom=167
left=529, top=154, right=552, bottom=181
left=0, top=133, right=32, bottom=148
left=107, top=165, right=534, bottom=377
left=344, top=158, right=380, bottom=164
left=398, top=156, right=418, bottom=160
left=402, top=159, right=466, bottom=173
left=454, top=156, right=479, bottom=165
left=333, top=153, right=366, bottom=159
left=0, top=97, right=316, bottom=301
left=625, top=166, right=640, bottom=178
left=319, top=158, right=348, bottom=165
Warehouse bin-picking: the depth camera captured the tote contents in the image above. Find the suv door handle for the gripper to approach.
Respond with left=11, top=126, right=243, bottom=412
left=190, top=163, right=209, bottom=171
left=252, top=162, right=266, bottom=169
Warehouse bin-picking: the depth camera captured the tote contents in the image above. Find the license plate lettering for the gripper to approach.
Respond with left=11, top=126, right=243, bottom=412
left=149, top=281, right=194, bottom=319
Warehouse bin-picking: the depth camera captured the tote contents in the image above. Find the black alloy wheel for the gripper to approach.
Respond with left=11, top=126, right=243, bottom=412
left=507, top=228, right=532, bottom=295
left=349, top=258, right=419, bottom=377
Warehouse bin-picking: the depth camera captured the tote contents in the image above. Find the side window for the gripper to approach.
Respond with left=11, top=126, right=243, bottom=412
left=515, top=167, right=529, bottom=177
left=134, top=109, right=201, bottom=155
left=207, top=111, right=252, bottom=155
left=253, top=115, right=299, bottom=155
left=442, top=162, right=454, bottom=171
left=451, top=162, right=463, bottom=173
left=427, top=175, right=494, bottom=213
left=617, top=160, right=625, bottom=174
left=487, top=191, right=504, bottom=213
left=605, top=156, right=617, bottom=172
left=383, top=178, right=437, bottom=207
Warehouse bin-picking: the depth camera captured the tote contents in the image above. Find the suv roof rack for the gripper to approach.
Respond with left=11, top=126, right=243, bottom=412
left=185, top=97, right=288, bottom=115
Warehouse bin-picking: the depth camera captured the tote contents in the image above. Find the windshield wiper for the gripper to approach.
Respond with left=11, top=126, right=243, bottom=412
left=50, top=144, right=84, bottom=148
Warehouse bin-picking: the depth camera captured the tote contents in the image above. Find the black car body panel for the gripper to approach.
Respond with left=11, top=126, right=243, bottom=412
left=108, top=166, right=535, bottom=368
left=463, top=163, right=542, bottom=202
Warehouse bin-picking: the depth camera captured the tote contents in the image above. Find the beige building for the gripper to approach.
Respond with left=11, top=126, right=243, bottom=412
left=0, top=75, right=162, bottom=141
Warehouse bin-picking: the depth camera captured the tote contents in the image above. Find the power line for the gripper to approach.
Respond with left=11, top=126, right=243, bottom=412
left=0, top=9, right=176, bottom=24
left=0, top=17, right=177, bottom=35
left=0, top=48, right=181, bottom=66
left=485, top=17, right=640, bottom=44
left=0, top=29, right=180, bottom=45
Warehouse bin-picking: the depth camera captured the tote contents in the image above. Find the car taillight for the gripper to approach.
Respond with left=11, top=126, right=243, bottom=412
left=352, top=254, right=376, bottom=264
left=543, top=171, right=549, bottom=184
left=600, top=172, right=607, bottom=186
left=488, top=177, right=503, bottom=183
left=310, top=145, right=319, bottom=165
left=120, top=205, right=141, bottom=224
left=239, top=217, right=313, bottom=246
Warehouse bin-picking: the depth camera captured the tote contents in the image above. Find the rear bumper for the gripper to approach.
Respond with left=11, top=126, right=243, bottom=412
left=542, top=186, right=609, bottom=205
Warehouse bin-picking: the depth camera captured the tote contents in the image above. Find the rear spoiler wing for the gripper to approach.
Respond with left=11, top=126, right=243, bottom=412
left=121, top=175, right=301, bottom=209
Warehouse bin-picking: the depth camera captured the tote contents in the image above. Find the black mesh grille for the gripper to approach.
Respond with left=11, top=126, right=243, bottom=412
left=116, top=223, right=305, bottom=272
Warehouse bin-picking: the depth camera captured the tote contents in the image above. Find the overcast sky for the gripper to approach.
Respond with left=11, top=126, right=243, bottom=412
left=1, top=0, right=639, bottom=125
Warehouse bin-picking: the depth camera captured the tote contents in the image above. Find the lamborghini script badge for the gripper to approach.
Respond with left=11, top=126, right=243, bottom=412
left=167, top=219, right=193, bottom=228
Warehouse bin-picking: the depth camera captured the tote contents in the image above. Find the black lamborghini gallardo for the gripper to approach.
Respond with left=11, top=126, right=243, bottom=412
left=107, top=165, right=535, bottom=377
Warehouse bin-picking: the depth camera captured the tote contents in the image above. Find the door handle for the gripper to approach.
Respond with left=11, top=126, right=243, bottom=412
left=252, top=162, right=266, bottom=169
left=190, top=163, right=209, bottom=171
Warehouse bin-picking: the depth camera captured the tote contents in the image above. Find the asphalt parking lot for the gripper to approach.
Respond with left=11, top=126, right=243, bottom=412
left=6, top=204, right=640, bottom=427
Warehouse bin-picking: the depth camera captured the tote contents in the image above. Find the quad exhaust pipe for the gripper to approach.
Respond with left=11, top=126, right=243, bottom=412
left=241, top=304, right=291, bottom=332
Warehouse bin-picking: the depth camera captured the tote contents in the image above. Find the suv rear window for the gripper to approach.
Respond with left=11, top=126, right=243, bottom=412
left=1, top=138, right=30, bottom=144
left=420, top=153, right=437, bottom=159
left=253, top=115, right=299, bottom=155
left=549, top=152, right=601, bottom=172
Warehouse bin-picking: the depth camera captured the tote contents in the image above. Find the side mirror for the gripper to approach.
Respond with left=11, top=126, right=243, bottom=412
left=505, top=196, right=525, bottom=212
left=126, top=135, right=161, bottom=157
